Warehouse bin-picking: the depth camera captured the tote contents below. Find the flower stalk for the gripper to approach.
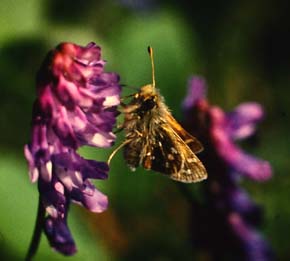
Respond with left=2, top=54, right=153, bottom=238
left=25, top=196, right=45, bottom=261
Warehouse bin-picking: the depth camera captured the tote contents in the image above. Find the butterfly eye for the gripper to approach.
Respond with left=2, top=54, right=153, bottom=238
left=141, top=97, right=156, bottom=111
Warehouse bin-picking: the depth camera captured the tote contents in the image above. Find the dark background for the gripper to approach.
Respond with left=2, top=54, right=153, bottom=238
left=0, top=0, right=289, bottom=260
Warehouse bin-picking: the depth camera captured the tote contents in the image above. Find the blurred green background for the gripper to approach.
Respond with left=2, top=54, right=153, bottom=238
left=0, top=0, right=289, bottom=260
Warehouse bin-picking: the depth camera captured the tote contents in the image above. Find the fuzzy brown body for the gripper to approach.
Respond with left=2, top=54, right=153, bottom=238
left=122, top=84, right=207, bottom=183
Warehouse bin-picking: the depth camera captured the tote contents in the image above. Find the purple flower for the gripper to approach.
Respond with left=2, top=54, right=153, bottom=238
left=24, top=42, right=121, bottom=255
left=183, top=76, right=273, bottom=260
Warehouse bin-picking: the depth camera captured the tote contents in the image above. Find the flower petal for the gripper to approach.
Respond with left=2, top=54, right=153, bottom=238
left=38, top=178, right=66, bottom=217
left=211, top=107, right=272, bottom=181
left=24, top=144, right=39, bottom=182
left=226, top=102, right=264, bottom=140
left=71, top=182, right=108, bottom=213
left=45, top=217, right=76, bottom=256
left=228, top=213, right=274, bottom=261
left=215, top=132, right=272, bottom=181
left=227, top=187, right=262, bottom=225
left=183, top=76, right=207, bottom=110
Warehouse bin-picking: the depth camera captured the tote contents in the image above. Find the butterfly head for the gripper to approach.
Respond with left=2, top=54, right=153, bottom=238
left=139, top=84, right=155, bottom=96
left=134, top=84, right=158, bottom=112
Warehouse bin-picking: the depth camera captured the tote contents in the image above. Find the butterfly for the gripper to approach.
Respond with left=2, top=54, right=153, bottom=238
left=108, top=47, right=207, bottom=183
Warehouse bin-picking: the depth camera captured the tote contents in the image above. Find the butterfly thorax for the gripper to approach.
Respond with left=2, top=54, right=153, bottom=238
left=125, top=84, right=163, bottom=120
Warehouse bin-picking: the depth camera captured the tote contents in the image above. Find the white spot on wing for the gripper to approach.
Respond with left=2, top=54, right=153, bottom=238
left=171, top=147, right=178, bottom=154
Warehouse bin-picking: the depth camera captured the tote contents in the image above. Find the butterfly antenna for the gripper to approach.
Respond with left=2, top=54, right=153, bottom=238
left=147, top=46, right=156, bottom=90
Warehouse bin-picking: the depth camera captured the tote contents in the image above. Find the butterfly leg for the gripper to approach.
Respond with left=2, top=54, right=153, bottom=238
left=134, top=129, right=143, bottom=137
left=113, top=124, right=125, bottom=134
left=107, top=139, right=131, bottom=165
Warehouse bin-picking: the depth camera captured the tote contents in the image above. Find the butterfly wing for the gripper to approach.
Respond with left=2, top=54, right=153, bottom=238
left=165, top=113, right=204, bottom=154
left=168, top=130, right=207, bottom=183
left=123, top=134, right=143, bottom=171
left=139, top=123, right=207, bottom=183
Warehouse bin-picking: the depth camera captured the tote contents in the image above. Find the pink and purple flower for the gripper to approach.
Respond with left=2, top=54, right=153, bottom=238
left=183, top=76, right=273, bottom=260
left=24, top=42, right=121, bottom=255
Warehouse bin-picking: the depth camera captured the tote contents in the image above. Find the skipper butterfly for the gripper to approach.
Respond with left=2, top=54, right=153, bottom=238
left=109, top=47, right=207, bottom=183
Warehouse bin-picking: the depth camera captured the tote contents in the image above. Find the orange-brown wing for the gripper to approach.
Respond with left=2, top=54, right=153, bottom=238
left=164, top=112, right=204, bottom=154
left=139, top=123, right=207, bottom=183
left=165, top=124, right=207, bottom=183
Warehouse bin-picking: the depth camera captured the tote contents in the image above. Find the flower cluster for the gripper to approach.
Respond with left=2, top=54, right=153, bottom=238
left=183, top=77, right=273, bottom=260
left=24, top=42, right=121, bottom=255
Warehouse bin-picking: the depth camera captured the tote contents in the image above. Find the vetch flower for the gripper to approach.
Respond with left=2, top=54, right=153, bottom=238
left=182, top=76, right=273, bottom=260
left=24, top=42, right=121, bottom=256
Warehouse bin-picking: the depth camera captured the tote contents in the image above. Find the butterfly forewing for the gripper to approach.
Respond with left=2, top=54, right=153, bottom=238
left=165, top=113, right=204, bottom=154
left=148, top=123, right=207, bottom=182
